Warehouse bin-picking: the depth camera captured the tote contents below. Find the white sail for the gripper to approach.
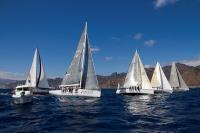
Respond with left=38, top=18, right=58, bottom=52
left=169, top=62, right=189, bottom=90
left=81, top=35, right=99, bottom=90
left=138, top=56, right=153, bottom=90
left=160, top=64, right=173, bottom=91
left=38, top=62, right=50, bottom=88
left=151, top=62, right=172, bottom=91
left=124, top=51, right=139, bottom=88
left=151, top=63, right=162, bottom=88
left=25, top=48, right=37, bottom=87
left=61, top=22, right=99, bottom=90
left=124, top=50, right=152, bottom=90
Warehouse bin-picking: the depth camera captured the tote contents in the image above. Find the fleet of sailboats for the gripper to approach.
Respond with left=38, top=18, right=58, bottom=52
left=11, top=23, right=191, bottom=104
left=151, top=62, right=173, bottom=93
left=12, top=48, right=50, bottom=104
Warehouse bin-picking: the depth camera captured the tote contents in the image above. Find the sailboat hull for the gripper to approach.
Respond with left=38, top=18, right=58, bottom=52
left=12, top=95, right=33, bottom=104
left=49, top=89, right=101, bottom=98
left=173, top=88, right=189, bottom=92
left=116, top=88, right=154, bottom=95
left=32, top=88, right=49, bottom=95
left=154, top=88, right=173, bottom=93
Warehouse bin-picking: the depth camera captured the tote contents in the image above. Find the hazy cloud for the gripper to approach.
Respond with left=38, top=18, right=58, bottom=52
left=144, top=64, right=152, bottom=68
left=105, top=56, right=113, bottom=61
left=144, top=40, right=157, bottom=47
left=180, top=59, right=200, bottom=67
left=133, top=33, right=143, bottom=40
left=0, top=71, right=25, bottom=80
left=154, top=0, right=180, bottom=8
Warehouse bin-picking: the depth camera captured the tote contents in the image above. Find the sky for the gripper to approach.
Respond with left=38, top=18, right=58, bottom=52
left=0, top=0, right=200, bottom=79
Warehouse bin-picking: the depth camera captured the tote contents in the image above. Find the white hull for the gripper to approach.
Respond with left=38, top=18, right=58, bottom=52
left=116, top=88, right=154, bottom=95
left=13, top=85, right=33, bottom=104
left=173, top=88, right=189, bottom=92
left=49, top=89, right=101, bottom=98
left=12, top=94, right=32, bottom=104
left=33, top=88, right=49, bottom=95
left=154, top=88, right=173, bottom=93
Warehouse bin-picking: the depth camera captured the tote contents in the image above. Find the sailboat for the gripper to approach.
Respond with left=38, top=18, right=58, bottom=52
left=151, top=62, right=173, bottom=93
left=116, top=50, right=154, bottom=95
left=12, top=48, right=50, bottom=104
left=49, top=23, right=101, bottom=98
left=169, top=62, right=189, bottom=91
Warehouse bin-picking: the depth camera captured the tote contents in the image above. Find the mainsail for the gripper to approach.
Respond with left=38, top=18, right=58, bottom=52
left=123, top=51, right=152, bottom=89
left=25, top=48, right=49, bottom=88
left=151, top=62, right=172, bottom=91
left=169, top=62, right=189, bottom=90
left=61, top=24, right=86, bottom=86
left=61, top=23, right=99, bottom=90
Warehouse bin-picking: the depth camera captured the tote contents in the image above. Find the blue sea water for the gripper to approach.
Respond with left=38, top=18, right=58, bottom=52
left=0, top=89, right=200, bottom=133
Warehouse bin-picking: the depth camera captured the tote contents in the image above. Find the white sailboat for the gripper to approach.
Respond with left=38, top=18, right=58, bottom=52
left=151, top=62, right=173, bottom=93
left=49, top=23, right=101, bottom=98
left=12, top=48, right=50, bottom=104
left=116, top=50, right=154, bottom=95
left=169, top=62, right=189, bottom=91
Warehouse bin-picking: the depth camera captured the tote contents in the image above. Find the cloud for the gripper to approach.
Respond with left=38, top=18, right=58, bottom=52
left=154, top=0, right=180, bottom=8
left=144, top=40, right=157, bottom=47
left=91, top=47, right=100, bottom=53
left=0, top=71, right=25, bottom=80
left=180, top=59, right=200, bottom=67
left=133, top=33, right=143, bottom=40
left=105, top=56, right=113, bottom=61
left=144, top=64, right=152, bottom=68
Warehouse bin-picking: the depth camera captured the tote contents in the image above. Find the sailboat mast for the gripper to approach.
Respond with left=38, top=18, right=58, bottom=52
left=79, top=22, right=87, bottom=88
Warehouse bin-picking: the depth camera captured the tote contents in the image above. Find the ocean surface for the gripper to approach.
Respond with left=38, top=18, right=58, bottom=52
left=0, top=89, right=200, bottom=133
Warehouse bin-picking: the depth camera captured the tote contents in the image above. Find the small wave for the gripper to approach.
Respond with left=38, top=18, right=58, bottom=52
left=33, top=97, right=41, bottom=100
left=57, top=97, right=69, bottom=103
left=84, top=98, right=98, bottom=103
left=0, top=93, right=10, bottom=96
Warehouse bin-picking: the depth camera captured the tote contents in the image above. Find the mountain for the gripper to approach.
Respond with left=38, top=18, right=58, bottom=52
left=0, top=79, right=18, bottom=88
left=4, top=78, right=63, bottom=89
left=97, top=63, right=200, bottom=88
left=1, top=63, right=200, bottom=89
left=196, top=65, right=200, bottom=69
left=97, top=72, right=126, bottom=88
